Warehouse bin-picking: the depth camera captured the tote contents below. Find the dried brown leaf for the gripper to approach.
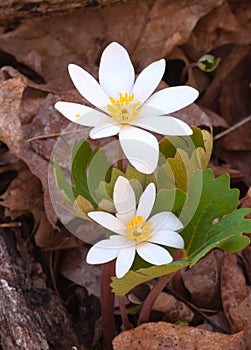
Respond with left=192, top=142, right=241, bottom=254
left=112, top=322, right=244, bottom=350
left=182, top=249, right=224, bottom=309
left=60, top=245, right=101, bottom=297
left=173, top=103, right=212, bottom=128
left=0, top=77, right=26, bottom=152
left=152, top=292, right=194, bottom=323
left=221, top=253, right=251, bottom=332
left=132, top=0, right=224, bottom=66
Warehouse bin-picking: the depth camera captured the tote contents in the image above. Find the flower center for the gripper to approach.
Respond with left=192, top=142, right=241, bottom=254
left=107, top=93, right=142, bottom=124
left=126, top=215, right=153, bottom=243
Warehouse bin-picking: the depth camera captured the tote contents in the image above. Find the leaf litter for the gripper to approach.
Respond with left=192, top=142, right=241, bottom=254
left=0, top=0, right=250, bottom=349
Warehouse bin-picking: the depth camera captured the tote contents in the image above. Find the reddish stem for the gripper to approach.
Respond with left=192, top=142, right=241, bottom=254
left=180, top=62, right=198, bottom=84
left=101, top=260, right=116, bottom=350
left=137, top=272, right=176, bottom=325
left=119, top=296, right=131, bottom=330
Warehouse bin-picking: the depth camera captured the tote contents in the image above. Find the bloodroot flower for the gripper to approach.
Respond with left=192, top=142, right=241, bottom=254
left=55, top=42, right=199, bottom=174
left=86, top=176, right=184, bottom=278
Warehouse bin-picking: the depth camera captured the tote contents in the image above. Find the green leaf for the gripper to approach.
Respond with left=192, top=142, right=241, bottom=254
left=151, top=188, right=186, bottom=218
left=88, top=148, right=112, bottom=205
left=197, top=54, right=221, bottom=72
left=159, top=127, right=207, bottom=159
left=53, top=156, right=75, bottom=203
left=180, top=168, right=251, bottom=264
left=71, top=139, right=95, bottom=204
left=111, top=169, right=251, bottom=296
left=111, top=261, right=189, bottom=296
left=157, top=128, right=213, bottom=192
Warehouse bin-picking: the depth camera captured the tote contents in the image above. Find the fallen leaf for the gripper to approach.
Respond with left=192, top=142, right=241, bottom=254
left=112, top=322, right=245, bottom=350
left=0, top=77, right=26, bottom=152
left=221, top=253, right=251, bottom=332
left=151, top=292, right=194, bottom=323
left=60, top=245, right=101, bottom=298
left=182, top=249, right=223, bottom=309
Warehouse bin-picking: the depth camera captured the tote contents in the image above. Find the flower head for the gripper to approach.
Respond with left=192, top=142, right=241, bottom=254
left=55, top=42, right=199, bottom=174
left=86, top=176, right=184, bottom=278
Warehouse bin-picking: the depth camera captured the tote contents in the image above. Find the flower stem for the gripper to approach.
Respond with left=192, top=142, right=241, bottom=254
left=137, top=272, right=176, bottom=325
left=180, top=62, right=198, bottom=84
left=119, top=296, right=131, bottom=330
left=101, top=260, right=116, bottom=350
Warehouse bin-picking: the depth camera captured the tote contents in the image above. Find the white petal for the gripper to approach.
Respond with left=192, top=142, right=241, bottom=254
left=113, top=176, right=136, bottom=225
left=86, top=243, right=118, bottom=264
left=88, top=211, right=126, bottom=235
left=136, top=242, right=173, bottom=265
left=136, top=183, right=156, bottom=221
left=54, top=101, right=112, bottom=126
left=131, top=116, right=192, bottom=136
left=99, top=42, right=135, bottom=98
left=89, top=123, right=121, bottom=139
left=143, top=86, right=199, bottom=114
left=86, top=235, right=129, bottom=264
left=132, top=59, right=165, bottom=104
left=148, top=230, right=184, bottom=248
left=119, top=125, right=159, bottom=174
left=116, top=245, right=136, bottom=278
left=150, top=212, right=184, bottom=232
left=68, top=64, right=110, bottom=108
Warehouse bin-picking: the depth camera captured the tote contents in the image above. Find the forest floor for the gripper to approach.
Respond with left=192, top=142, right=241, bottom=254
left=0, top=0, right=250, bottom=349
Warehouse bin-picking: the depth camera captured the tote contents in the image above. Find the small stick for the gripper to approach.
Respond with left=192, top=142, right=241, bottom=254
left=214, top=114, right=251, bottom=141
left=0, top=222, right=22, bottom=228
left=165, top=286, right=228, bottom=334
left=26, top=129, right=85, bottom=142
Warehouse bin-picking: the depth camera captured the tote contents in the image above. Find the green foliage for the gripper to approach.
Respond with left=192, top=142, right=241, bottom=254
left=197, top=54, right=221, bottom=72
left=54, top=139, right=112, bottom=209
left=157, top=127, right=212, bottom=192
left=111, top=169, right=251, bottom=296
left=180, top=169, right=251, bottom=265
left=53, top=157, right=75, bottom=204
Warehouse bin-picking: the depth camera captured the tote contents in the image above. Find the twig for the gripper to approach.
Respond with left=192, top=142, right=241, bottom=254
left=101, top=260, right=116, bottom=350
left=137, top=272, right=176, bottom=325
left=119, top=296, right=131, bottom=330
left=0, top=222, right=22, bottom=228
left=26, top=129, right=85, bottom=142
left=214, top=114, right=251, bottom=141
left=165, top=286, right=229, bottom=334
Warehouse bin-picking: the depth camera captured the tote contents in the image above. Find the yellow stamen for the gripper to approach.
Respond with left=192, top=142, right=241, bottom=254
left=75, top=113, right=81, bottom=118
left=107, top=92, right=142, bottom=124
left=126, top=215, right=153, bottom=243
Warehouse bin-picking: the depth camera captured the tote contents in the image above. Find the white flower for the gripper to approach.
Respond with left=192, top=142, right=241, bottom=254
left=86, top=176, right=184, bottom=278
left=55, top=42, right=199, bottom=174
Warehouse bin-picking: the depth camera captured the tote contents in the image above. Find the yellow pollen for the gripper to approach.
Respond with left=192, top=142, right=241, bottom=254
left=107, top=92, right=142, bottom=124
left=75, top=113, right=81, bottom=118
left=126, top=215, right=153, bottom=243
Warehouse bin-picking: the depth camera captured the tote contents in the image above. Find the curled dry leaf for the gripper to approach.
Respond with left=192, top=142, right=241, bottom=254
left=199, top=46, right=250, bottom=115
left=60, top=245, right=101, bottom=297
left=0, top=0, right=225, bottom=83
left=182, top=249, right=224, bottom=309
left=132, top=0, right=224, bottom=65
left=184, top=0, right=251, bottom=58
left=221, top=253, right=251, bottom=332
left=151, top=292, right=194, bottom=323
left=112, top=322, right=244, bottom=350
left=0, top=77, right=26, bottom=153
left=173, top=102, right=212, bottom=128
